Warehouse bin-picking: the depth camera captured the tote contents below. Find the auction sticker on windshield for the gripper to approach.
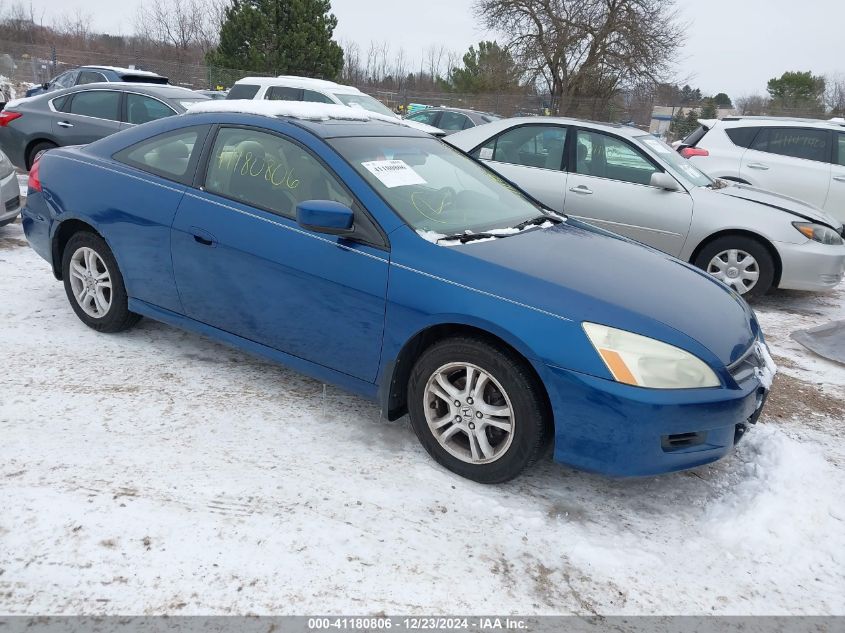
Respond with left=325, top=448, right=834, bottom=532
left=361, top=160, right=426, bottom=188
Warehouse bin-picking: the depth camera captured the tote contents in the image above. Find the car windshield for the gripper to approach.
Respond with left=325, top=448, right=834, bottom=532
left=635, top=135, right=713, bottom=187
left=330, top=136, right=548, bottom=236
left=332, top=92, right=396, bottom=118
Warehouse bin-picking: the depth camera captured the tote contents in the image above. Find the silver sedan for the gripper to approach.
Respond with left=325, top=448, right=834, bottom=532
left=446, top=117, right=845, bottom=297
left=0, top=149, right=20, bottom=227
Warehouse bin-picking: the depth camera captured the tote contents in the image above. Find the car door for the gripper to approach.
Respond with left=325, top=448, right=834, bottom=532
left=170, top=125, right=389, bottom=382
left=565, top=128, right=693, bottom=256
left=471, top=123, right=568, bottom=212
left=53, top=89, right=122, bottom=144
left=739, top=127, right=832, bottom=208
left=827, top=133, right=845, bottom=223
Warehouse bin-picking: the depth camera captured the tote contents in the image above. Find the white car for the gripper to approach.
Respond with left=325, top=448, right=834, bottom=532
left=446, top=117, right=845, bottom=297
left=226, top=75, right=443, bottom=136
left=678, top=117, right=845, bottom=223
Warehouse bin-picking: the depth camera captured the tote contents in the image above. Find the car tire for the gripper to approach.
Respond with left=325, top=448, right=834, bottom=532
left=407, top=336, right=550, bottom=484
left=61, top=231, right=141, bottom=333
left=26, top=140, right=57, bottom=170
left=694, top=236, right=775, bottom=299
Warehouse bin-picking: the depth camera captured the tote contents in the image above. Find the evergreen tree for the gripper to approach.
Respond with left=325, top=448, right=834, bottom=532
left=446, top=41, right=522, bottom=93
left=207, top=0, right=343, bottom=80
left=699, top=99, right=718, bottom=119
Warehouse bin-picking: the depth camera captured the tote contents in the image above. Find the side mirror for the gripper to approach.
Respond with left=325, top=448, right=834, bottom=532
left=296, top=200, right=354, bottom=236
left=42, top=82, right=49, bottom=90
left=650, top=172, right=681, bottom=191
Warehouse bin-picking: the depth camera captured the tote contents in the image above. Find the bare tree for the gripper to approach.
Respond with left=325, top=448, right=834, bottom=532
left=135, top=0, right=219, bottom=59
left=53, top=8, right=92, bottom=48
left=735, top=94, right=769, bottom=116
left=825, top=73, right=845, bottom=117
left=474, top=0, right=686, bottom=114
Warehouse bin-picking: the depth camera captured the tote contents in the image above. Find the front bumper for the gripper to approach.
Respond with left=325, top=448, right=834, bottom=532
left=544, top=364, right=766, bottom=477
left=775, top=239, right=845, bottom=291
left=0, top=169, right=20, bottom=223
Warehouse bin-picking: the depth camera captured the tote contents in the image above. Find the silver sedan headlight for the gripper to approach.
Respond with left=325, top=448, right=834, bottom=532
left=583, top=323, right=720, bottom=389
left=793, top=222, right=844, bottom=245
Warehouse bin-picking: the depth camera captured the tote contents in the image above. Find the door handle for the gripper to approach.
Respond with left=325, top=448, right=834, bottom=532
left=569, top=185, right=593, bottom=195
left=747, top=163, right=769, bottom=170
left=56, top=121, right=74, bottom=128
left=834, top=176, right=845, bottom=183
left=190, top=226, right=217, bottom=247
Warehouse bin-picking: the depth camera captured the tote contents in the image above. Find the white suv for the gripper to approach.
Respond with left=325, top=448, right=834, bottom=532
left=226, top=75, right=443, bottom=136
left=678, top=117, right=845, bottom=223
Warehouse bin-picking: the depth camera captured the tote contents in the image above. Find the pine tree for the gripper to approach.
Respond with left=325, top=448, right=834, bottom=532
left=207, top=0, right=344, bottom=80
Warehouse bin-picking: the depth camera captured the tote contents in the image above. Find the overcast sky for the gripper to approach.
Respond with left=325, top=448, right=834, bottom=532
left=22, top=0, right=845, bottom=100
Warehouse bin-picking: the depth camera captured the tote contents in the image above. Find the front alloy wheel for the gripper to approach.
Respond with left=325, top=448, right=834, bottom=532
left=407, top=337, right=550, bottom=483
left=423, top=362, right=515, bottom=464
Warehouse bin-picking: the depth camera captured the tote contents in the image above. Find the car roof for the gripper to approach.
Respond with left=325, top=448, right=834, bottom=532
left=718, top=116, right=845, bottom=130
left=232, top=75, right=362, bottom=95
left=416, top=106, right=496, bottom=116
left=79, top=65, right=166, bottom=78
left=184, top=100, right=429, bottom=138
left=486, top=116, right=644, bottom=137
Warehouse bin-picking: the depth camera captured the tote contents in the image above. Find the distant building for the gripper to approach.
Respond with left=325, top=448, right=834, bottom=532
left=649, top=105, right=737, bottom=138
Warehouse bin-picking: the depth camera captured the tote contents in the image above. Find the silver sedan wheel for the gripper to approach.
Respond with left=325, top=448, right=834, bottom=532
left=68, top=247, right=112, bottom=318
left=423, top=362, right=515, bottom=465
left=707, top=249, right=760, bottom=294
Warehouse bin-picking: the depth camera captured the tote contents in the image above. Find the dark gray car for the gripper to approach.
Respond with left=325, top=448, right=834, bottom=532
left=404, top=107, right=501, bottom=134
left=0, top=83, right=208, bottom=169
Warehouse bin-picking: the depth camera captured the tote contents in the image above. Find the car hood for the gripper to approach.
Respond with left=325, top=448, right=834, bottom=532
left=445, top=221, right=758, bottom=366
left=707, top=182, right=842, bottom=230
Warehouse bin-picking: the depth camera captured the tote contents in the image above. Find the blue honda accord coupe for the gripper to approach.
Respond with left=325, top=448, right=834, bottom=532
left=21, top=101, right=775, bottom=483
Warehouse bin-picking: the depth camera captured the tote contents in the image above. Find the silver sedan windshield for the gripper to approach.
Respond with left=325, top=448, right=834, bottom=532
left=635, top=135, right=713, bottom=188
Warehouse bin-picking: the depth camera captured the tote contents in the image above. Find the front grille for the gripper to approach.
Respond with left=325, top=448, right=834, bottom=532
left=5, top=195, right=19, bottom=211
left=727, top=340, right=764, bottom=386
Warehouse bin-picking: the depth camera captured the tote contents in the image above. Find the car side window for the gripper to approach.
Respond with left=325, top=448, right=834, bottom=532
left=77, top=70, right=107, bottom=85
left=439, top=111, right=470, bottom=131
left=266, top=86, right=301, bottom=101
left=204, top=127, right=353, bottom=219
left=126, top=93, right=175, bottom=124
left=725, top=127, right=760, bottom=149
left=751, top=127, right=830, bottom=163
left=68, top=90, right=121, bottom=121
left=472, top=125, right=567, bottom=171
left=51, top=71, right=75, bottom=89
left=226, top=84, right=260, bottom=99
left=408, top=110, right=440, bottom=126
left=838, top=134, right=845, bottom=167
left=114, top=127, right=203, bottom=182
left=575, top=130, right=658, bottom=185
left=302, top=89, right=334, bottom=104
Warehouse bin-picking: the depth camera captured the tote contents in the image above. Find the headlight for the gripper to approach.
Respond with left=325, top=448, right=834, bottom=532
left=793, top=222, right=844, bottom=245
left=583, top=322, right=720, bottom=389
left=0, top=151, right=13, bottom=178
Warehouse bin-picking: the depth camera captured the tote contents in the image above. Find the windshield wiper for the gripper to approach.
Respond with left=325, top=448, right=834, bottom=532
left=511, top=215, right=561, bottom=231
left=439, top=232, right=501, bottom=244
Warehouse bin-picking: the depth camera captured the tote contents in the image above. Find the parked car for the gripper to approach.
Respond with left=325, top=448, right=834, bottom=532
left=227, top=75, right=444, bottom=136
left=197, top=90, right=228, bottom=100
left=446, top=117, right=845, bottom=297
left=0, top=148, right=20, bottom=227
left=0, top=83, right=208, bottom=169
left=404, top=106, right=501, bottom=134
left=22, top=100, right=773, bottom=483
left=677, top=117, right=845, bottom=223
left=25, top=65, right=169, bottom=98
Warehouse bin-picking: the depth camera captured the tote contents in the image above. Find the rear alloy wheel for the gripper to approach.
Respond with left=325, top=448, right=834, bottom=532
left=26, top=141, right=56, bottom=170
left=407, top=337, right=549, bottom=483
left=694, top=236, right=774, bottom=298
left=61, top=232, right=140, bottom=333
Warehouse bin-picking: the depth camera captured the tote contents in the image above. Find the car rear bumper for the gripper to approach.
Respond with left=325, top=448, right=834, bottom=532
left=775, top=239, right=845, bottom=290
left=0, top=168, right=20, bottom=223
left=543, top=363, right=766, bottom=477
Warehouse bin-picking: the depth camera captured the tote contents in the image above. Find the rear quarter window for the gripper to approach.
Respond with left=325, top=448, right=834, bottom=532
left=113, top=126, right=207, bottom=184
left=226, top=84, right=260, bottom=100
left=725, top=127, right=760, bottom=148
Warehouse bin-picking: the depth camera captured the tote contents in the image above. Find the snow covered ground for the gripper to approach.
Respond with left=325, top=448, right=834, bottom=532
left=1, top=218, right=843, bottom=616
